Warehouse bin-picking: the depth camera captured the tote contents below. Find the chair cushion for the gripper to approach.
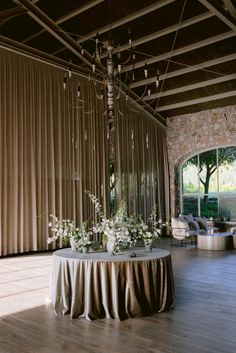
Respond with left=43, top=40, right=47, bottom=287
left=171, top=217, right=193, bottom=239
left=171, top=217, right=190, bottom=230
left=194, top=217, right=208, bottom=232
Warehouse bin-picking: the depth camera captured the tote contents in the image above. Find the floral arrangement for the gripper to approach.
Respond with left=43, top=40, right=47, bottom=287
left=75, top=222, right=92, bottom=251
left=48, top=215, right=92, bottom=252
left=48, top=193, right=165, bottom=255
left=144, top=206, right=163, bottom=243
left=48, top=215, right=78, bottom=246
left=86, top=191, right=138, bottom=254
left=86, top=190, right=163, bottom=254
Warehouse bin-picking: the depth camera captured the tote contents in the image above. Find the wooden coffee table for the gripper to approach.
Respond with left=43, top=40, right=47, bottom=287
left=197, top=232, right=232, bottom=250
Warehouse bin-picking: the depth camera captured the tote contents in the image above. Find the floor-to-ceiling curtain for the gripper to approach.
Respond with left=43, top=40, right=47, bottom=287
left=0, top=47, right=169, bottom=256
left=0, top=48, right=108, bottom=256
left=113, top=97, right=170, bottom=224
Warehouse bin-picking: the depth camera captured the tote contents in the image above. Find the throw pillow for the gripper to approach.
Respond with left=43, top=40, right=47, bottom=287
left=194, top=217, right=208, bottom=231
left=189, top=220, right=200, bottom=231
left=184, top=214, right=194, bottom=223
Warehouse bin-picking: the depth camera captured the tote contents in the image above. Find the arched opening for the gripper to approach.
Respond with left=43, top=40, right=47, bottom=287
left=181, top=146, right=236, bottom=220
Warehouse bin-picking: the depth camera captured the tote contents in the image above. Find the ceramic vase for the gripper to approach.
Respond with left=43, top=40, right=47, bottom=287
left=107, top=240, right=115, bottom=255
left=81, top=245, right=88, bottom=254
left=145, top=242, right=153, bottom=252
left=70, top=238, right=77, bottom=251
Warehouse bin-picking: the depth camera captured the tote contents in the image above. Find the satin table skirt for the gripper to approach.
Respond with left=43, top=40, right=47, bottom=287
left=50, top=248, right=175, bottom=320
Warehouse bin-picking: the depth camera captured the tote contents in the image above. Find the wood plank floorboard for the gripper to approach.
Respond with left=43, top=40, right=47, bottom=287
left=0, top=241, right=236, bottom=353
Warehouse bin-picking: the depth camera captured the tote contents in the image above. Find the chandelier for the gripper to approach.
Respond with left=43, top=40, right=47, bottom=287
left=63, top=30, right=160, bottom=129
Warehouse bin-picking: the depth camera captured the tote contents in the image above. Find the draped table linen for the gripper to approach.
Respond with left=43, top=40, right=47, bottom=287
left=50, top=248, right=175, bottom=320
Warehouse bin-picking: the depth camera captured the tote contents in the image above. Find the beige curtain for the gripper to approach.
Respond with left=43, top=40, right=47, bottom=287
left=0, top=47, right=169, bottom=256
left=113, top=97, right=170, bottom=224
left=0, top=48, right=108, bottom=256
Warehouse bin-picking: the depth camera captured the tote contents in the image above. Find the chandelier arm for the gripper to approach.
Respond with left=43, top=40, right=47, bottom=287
left=119, top=50, right=133, bottom=66
left=93, top=80, right=105, bottom=100
left=84, top=109, right=95, bottom=115
left=125, top=82, right=149, bottom=104
left=142, top=98, right=157, bottom=107
left=134, top=84, right=148, bottom=102
left=114, top=83, right=121, bottom=100
left=141, top=85, right=160, bottom=106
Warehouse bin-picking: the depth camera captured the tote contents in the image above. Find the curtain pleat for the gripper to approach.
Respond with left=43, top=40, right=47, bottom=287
left=0, top=48, right=108, bottom=256
left=113, top=97, right=169, bottom=224
left=0, top=47, right=169, bottom=256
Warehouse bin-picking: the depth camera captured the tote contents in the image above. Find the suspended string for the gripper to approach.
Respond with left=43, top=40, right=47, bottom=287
left=154, top=0, right=187, bottom=113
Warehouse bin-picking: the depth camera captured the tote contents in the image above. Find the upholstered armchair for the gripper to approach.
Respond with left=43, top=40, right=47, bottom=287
left=171, top=217, right=198, bottom=247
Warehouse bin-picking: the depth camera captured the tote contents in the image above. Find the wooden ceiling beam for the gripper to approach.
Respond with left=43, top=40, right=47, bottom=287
left=12, top=0, right=95, bottom=70
left=122, top=30, right=236, bottom=72
left=157, top=89, right=236, bottom=112
left=101, top=12, right=214, bottom=57
left=143, top=73, right=236, bottom=100
left=10, top=0, right=166, bottom=125
left=52, top=0, right=175, bottom=56
left=0, top=6, right=26, bottom=20
left=197, top=0, right=236, bottom=30
left=0, top=0, right=39, bottom=25
left=130, top=53, right=236, bottom=88
left=22, top=0, right=105, bottom=44
left=222, top=0, right=236, bottom=18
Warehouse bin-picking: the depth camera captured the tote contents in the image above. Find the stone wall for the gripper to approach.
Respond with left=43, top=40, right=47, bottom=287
left=166, top=105, right=236, bottom=216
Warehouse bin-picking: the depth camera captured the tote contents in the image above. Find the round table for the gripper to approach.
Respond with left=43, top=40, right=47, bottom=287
left=198, top=232, right=233, bottom=250
left=50, top=248, right=175, bottom=320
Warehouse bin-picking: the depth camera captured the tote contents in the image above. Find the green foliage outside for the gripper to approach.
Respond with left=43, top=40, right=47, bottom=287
left=183, top=196, right=218, bottom=218
left=183, top=147, right=236, bottom=199
left=182, top=146, right=236, bottom=219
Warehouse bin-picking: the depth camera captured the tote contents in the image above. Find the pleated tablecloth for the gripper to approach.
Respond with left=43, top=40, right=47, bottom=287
left=50, top=248, right=175, bottom=320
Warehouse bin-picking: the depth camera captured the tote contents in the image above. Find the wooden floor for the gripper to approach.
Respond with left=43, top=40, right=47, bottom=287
left=1, top=241, right=236, bottom=353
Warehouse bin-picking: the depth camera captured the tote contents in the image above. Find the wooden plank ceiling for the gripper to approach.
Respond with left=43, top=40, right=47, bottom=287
left=0, top=0, right=236, bottom=125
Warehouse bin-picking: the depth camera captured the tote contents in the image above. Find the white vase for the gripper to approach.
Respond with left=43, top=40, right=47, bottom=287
left=107, top=240, right=115, bottom=255
left=81, top=245, right=88, bottom=254
left=70, top=238, right=77, bottom=251
left=145, top=242, right=153, bottom=252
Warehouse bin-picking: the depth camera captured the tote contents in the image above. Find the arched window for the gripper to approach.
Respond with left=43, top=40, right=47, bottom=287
left=181, top=146, right=236, bottom=220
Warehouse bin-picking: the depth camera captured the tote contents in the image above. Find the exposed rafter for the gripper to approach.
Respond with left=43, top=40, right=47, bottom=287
left=222, top=0, right=236, bottom=18
left=0, top=0, right=39, bottom=24
left=197, top=0, right=236, bottom=30
left=11, top=0, right=166, bottom=126
left=0, top=6, right=26, bottom=20
left=52, top=0, right=175, bottom=56
left=12, top=0, right=95, bottom=70
left=2, top=0, right=234, bottom=120
left=101, top=12, right=214, bottom=57
left=22, top=0, right=105, bottom=44
left=157, top=89, right=236, bottom=112
left=143, top=73, right=236, bottom=100
left=130, top=53, right=236, bottom=88
left=122, top=31, right=235, bottom=72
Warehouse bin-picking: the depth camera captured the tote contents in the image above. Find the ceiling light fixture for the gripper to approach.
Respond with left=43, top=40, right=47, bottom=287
left=63, top=29, right=160, bottom=132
